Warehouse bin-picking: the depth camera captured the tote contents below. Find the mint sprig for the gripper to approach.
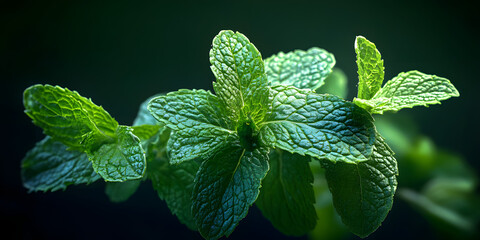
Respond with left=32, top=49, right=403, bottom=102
left=148, top=30, right=375, bottom=239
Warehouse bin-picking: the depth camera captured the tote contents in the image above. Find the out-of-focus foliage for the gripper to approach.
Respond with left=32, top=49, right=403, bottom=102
left=309, top=70, right=479, bottom=240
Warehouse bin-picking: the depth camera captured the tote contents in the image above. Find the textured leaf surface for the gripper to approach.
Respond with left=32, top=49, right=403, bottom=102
left=192, top=143, right=269, bottom=239
left=149, top=155, right=199, bottom=230
left=22, top=137, right=100, bottom=192
left=148, top=89, right=234, bottom=163
left=354, top=71, right=460, bottom=114
left=88, top=125, right=146, bottom=182
left=260, top=85, right=375, bottom=163
left=316, top=68, right=348, bottom=98
left=23, top=84, right=118, bottom=150
left=131, top=124, right=162, bottom=141
left=105, top=179, right=142, bottom=203
left=321, top=133, right=398, bottom=237
left=355, top=36, right=384, bottom=100
left=210, top=30, right=270, bottom=124
left=256, top=149, right=317, bottom=236
left=265, top=47, right=335, bottom=90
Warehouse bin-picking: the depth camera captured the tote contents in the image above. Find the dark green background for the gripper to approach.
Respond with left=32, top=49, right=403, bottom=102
left=1, top=0, right=478, bottom=239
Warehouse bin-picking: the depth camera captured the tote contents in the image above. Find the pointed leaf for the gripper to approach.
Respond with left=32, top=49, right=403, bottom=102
left=23, top=84, right=118, bottom=150
left=148, top=89, right=235, bottom=163
left=265, top=47, right=335, bottom=90
left=21, top=137, right=100, bottom=192
left=355, top=36, right=384, bottom=100
left=192, top=143, right=269, bottom=239
left=354, top=71, right=460, bottom=114
left=256, top=150, right=317, bottom=236
left=210, top=30, right=270, bottom=124
left=260, top=85, right=375, bottom=163
left=321, top=133, right=398, bottom=238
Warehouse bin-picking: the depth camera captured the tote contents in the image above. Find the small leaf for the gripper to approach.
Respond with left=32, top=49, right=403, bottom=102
left=133, top=93, right=164, bottom=126
left=259, top=85, right=376, bottom=164
left=316, top=67, right=348, bottom=98
left=87, top=125, right=146, bottom=182
left=23, top=84, right=118, bottom=150
left=355, top=36, right=385, bottom=100
left=210, top=30, right=270, bottom=124
left=148, top=89, right=235, bottom=164
left=265, top=47, right=335, bottom=90
left=21, top=137, right=100, bottom=192
left=256, top=149, right=317, bottom=236
left=131, top=124, right=162, bottom=141
left=105, top=179, right=142, bottom=203
left=192, top=143, right=269, bottom=239
left=354, top=70, right=460, bottom=114
left=321, top=133, right=398, bottom=238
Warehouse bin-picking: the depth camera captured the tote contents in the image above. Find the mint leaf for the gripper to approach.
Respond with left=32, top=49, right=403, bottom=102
left=316, top=67, right=348, bottom=98
left=256, top=149, right=317, bottom=236
left=133, top=94, right=163, bottom=126
left=131, top=124, right=162, bottom=141
left=321, top=133, right=398, bottom=238
left=148, top=89, right=235, bottom=164
left=259, top=85, right=376, bottom=163
left=354, top=71, right=460, bottom=114
left=21, top=137, right=100, bottom=192
left=265, top=47, right=335, bottom=90
left=105, top=179, right=142, bottom=203
left=149, top=154, right=199, bottom=230
left=355, top=36, right=384, bottom=100
left=192, top=143, right=269, bottom=239
left=24, top=84, right=118, bottom=150
left=210, top=30, right=270, bottom=124
left=87, top=125, right=146, bottom=182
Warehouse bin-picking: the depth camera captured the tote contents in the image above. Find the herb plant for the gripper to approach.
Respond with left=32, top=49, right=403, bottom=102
left=21, top=30, right=459, bottom=239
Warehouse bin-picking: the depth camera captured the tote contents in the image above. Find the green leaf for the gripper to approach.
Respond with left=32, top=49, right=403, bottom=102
left=316, top=67, right=348, bottom=98
left=354, top=71, right=460, bottom=114
left=256, top=149, right=317, bottom=236
left=265, top=47, right=335, bottom=90
left=192, top=143, right=269, bottom=239
left=21, top=137, right=100, bottom=192
left=321, top=133, right=398, bottom=238
left=131, top=124, right=162, bottom=141
left=105, top=179, right=142, bottom=203
left=210, top=30, right=270, bottom=124
left=87, top=125, right=146, bottom=182
left=148, top=89, right=235, bottom=164
left=355, top=36, right=384, bottom=100
left=133, top=93, right=164, bottom=126
left=23, top=84, right=118, bottom=150
left=259, top=85, right=376, bottom=163
left=149, top=155, right=200, bottom=230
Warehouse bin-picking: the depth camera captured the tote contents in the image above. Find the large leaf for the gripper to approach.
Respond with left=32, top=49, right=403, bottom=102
left=87, top=125, right=146, bottom=182
left=148, top=89, right=235, bottom=163
left=148, top=153, right=199, bottom=230
left=355, top=36, right=384, bottom=100
left=192, top=143, right=269, bottom=239
left=23, top=84, right=118, bottom=150
left=210, top=30, right=270, bottom=124
left=259, top=85, right=376, bottom=163
left=256, top=149, right=317, bottom=236
left=265, top=47, right=335, bottom=90
left=321, top=133, right=398, bottom=238
left=22, top=137, right=100, bottom=192
left=354, top=71, right=460, bottom=114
